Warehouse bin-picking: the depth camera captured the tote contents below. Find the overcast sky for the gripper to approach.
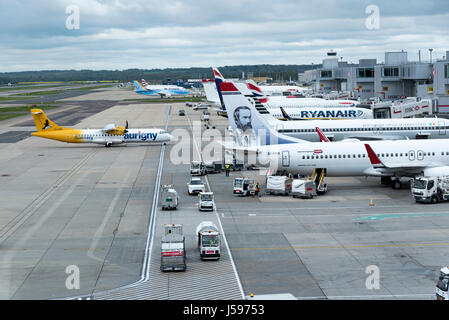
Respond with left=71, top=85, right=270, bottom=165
left=0, top=0, right=448, bottom=72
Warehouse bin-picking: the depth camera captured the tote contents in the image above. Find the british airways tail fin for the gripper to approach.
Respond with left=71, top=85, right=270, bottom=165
left=217, top=81, right=304, bottom=147
left=246, top=80, right=268, bottom=99
left=212, top=67, right=226, bottom=111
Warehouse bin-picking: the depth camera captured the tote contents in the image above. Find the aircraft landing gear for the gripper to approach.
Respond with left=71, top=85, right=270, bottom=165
left=381, top=177, right=392, bottom=185
left=392, top=179, right=402, bottom=190
left=105, top=142, right=112, bottom=147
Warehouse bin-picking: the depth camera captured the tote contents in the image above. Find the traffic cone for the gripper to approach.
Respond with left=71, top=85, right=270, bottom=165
left=369, top=198, right=374, bottom=206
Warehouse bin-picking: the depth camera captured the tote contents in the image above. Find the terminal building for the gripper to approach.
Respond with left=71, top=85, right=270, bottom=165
left=299, top=50, right=449, bottom=113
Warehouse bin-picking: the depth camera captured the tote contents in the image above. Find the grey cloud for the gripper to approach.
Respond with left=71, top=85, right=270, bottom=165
left=0, top=0, right=448, bottom=71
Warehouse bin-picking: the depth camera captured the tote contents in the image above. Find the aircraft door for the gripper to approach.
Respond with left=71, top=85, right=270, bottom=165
left=439, top=121, right=446, bottom=136
left=417, top=150, right=424, bottom=161
left=375, top=124, right=383, bottom=135
left=282, top=151, right=290, bottom=167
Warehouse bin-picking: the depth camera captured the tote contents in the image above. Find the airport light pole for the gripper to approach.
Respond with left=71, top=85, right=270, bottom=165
left=429, top=48, right=433, bottom=63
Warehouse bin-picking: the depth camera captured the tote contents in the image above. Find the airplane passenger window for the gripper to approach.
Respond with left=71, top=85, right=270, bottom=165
left=343, top=155, right=346, bottom=158
left=433, top=152, right=435, bottom=156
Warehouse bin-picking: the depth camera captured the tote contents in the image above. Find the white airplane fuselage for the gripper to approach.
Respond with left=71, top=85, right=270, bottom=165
left=262, top=115, right=449, bottom=142
left=79, top=128, right=172, bottom=144
left=257, top=139, right=449, bottom=178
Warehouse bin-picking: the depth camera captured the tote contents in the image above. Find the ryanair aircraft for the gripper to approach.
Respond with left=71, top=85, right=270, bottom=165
left=30, top=109, right=173, bottom=147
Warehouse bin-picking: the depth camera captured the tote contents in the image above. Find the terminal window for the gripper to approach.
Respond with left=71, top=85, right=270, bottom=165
left=357, top=68, right=374, bottom=78
left=320, top=70, right=332, bottom=78
left=382, top=67, right=399, bottom=77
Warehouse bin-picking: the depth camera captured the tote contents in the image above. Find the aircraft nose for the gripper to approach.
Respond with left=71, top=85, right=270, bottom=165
left=166, top=133, right=174, bottom=141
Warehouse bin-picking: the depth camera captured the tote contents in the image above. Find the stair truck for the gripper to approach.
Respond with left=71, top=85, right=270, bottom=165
left=196, top=221, right=221, bottom=260
left=411, top=176, right=449, bottom=204
left=160, top=224, right=186, bottom=271
left=311, top=168, right=328, bottom=195
left=436, top=267, right=449, bottom=300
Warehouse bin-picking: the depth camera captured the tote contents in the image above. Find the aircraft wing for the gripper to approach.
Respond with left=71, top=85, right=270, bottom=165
left=157, top=90, right=172, bottom=97
left=346, top=135, right=408, bottom=141
left=364, top=143, right=430, bottom=170
left=218, top=140, right=260, bottom=153
left=102, top=124, right=116, bottom=132
left=102, top=122, right=127, bottom=135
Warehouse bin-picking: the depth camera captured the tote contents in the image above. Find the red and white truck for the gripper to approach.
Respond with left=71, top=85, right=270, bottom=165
left=160, top=224, right=186, bottom=271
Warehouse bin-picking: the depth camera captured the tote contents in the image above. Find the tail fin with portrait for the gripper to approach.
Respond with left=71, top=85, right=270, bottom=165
left=216, top=81, right=303, bottom=147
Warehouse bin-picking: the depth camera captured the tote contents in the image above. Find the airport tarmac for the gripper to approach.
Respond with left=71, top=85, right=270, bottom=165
left=0, top=88, right=446, bottom=299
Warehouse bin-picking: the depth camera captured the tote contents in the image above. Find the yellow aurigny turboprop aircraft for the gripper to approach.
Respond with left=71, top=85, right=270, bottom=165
left=30, top=108, right=173, bottom=147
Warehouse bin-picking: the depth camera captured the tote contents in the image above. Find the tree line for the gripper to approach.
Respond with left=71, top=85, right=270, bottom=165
left=0, top=64, right=321, bottom=84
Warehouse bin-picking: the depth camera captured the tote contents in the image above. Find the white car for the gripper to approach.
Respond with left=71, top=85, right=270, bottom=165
left=188, top=177, right=206, bottom=195
left=193, top=103, right=209, bottom=111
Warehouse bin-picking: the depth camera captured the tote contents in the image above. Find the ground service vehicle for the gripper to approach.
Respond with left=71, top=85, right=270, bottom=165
left=178, top=109, right=185, bottom=116
left=190, top=160, right=206, bottom=176
left=291, top=179, right=317, bottom=199
left=204, top=160, right=223, bottom=174
left=193, top=103, right=209, bottom=111
left=411, top=176, right=449, bottom=203
left=161, top=184, right=178, bottom=210
left=201, top=110, right=210, bottom=121
left=187, top=177, right=206, bottom=195
left=196, top=221, right=221, bottom=260
left=233, top=177, right=255, bottom=196
left=266, top=176, right=292, bottom=195
left=436, top=267, right=449, bottom=300
left=199, top=192, right=215, bottom=211
left=160, top=224, right=186, bottom=271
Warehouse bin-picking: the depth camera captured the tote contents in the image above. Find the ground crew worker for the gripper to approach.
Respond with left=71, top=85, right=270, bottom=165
left=254, top=182, right=260, bottom=197
left=225, top=164, right=230, bottom=177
